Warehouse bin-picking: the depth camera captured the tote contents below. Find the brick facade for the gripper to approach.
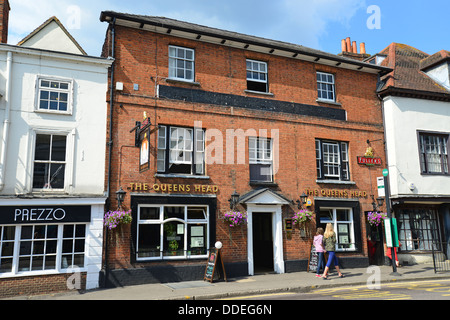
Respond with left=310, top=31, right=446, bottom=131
left=101, top=13, right=389, bottom=286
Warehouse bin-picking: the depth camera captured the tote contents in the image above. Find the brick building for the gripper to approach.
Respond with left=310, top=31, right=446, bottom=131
left=99, top=11, right=391, bottom=286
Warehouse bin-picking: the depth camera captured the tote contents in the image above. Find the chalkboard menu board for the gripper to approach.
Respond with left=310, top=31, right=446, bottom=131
left=204, top=248, right=227, bottom=283
left=307, top=242, right=318, bottom=272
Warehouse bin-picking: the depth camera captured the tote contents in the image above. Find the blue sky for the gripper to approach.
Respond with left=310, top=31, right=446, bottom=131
left=8, top=0, right=450, bottom=57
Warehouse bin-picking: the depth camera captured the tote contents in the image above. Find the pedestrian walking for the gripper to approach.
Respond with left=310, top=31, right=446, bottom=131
left=313, top=227, right=325, bottom=277
left=322, top=223, right=344, bottom=280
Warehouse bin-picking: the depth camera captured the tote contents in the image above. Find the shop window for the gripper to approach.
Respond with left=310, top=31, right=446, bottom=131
left=0, top=226, right=15, bottom=273
left=157, top=125, right=205, bottom=175
left=36, top=77, right=73, bottom=114
left=136, top=205, right=208, bottom=260
left=33, top=134, right=67, bottom=190
left=418, top=132, right=449, bottom=175
left=397, top=208, right=441, bottom=252
left=315, top=139, right=349, bottom=181
left=246, top=59, right=268, bottom=93
left=169, top=45, right=195, bottom=82
left=0, top=224, right=86, bottom=275
left=249, top=137, right=273, bottom=182
left=318, top=208, right=355, bottom=251
left=317, top=72, right=335, bottom=102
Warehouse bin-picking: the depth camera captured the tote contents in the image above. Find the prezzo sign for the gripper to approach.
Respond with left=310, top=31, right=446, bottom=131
left=0, top=206, right=91, bottom=225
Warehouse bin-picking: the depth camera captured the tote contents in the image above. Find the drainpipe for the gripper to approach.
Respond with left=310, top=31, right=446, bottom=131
left=103, top=18, right=116, bottom=289
left=0, top=51, right=12, bottom=191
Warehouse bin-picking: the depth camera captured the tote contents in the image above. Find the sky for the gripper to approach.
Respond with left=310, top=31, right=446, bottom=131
left=7, top=0, right=450, bottom=57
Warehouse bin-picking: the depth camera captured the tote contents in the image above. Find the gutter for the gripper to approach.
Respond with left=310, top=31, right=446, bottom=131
left=0, top=51, right=13, bottom=191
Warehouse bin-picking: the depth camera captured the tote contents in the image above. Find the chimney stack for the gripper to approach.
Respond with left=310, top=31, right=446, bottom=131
left=0, top=0, right=10, bottom=44
left=339, top=37, right=370, bottom=61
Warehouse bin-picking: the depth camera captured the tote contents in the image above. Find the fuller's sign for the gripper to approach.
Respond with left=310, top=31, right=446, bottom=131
left=357, top=156, right=382, bottom=165
left=357, top=146, right=382, bottom=166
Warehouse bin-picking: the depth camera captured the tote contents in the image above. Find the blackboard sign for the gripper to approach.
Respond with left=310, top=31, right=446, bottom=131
left=204, top=248, right=227, bottom=283
left=307, top=242, right=318, bottom=272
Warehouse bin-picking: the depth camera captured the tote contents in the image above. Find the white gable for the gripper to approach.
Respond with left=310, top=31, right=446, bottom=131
left=242, top=189, right=290, bottom=205
left=19, top=19, right=85, bottom=55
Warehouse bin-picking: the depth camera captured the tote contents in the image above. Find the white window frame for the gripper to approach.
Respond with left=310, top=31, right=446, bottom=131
left=35, top=76, right=74, bottom=115
left=319, top=207, right=355, bottom=252
left=30, top=128, right=75, bottom=193
left=157, top=125, right=205, bottom=176
left=249, top=137, right=273, bottom=182
left=246, top=59, right=268, bottom=92
left=317, top=71, right=336, bottom=102
left=168, top=45, right=195, bottom=82
left=0, top=223, right=87, bottom=278
left=316, top=139, right=350, bottom=181
left=136, top=205, right=209, bottom=261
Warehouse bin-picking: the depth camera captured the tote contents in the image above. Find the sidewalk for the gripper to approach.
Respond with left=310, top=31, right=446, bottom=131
left=5, top=263, right=450, bottom=300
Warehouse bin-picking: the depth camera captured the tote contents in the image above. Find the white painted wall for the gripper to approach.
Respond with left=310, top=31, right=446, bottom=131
left=383, top=96, right=450, bottom=198
left=0, top=46, right=111, bottom=196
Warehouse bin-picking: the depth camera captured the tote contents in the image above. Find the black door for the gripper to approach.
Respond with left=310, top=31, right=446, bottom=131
left=253, top=212, right=274, bottom=273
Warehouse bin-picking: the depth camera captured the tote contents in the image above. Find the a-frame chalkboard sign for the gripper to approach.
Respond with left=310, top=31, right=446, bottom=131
left=204, top=248, right=227, bottom=283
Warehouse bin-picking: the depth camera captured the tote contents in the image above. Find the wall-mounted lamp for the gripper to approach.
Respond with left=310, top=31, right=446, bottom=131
left=371, top=194, right=385, bottom=211
left=295, top=192, right=308, bottom=209
left=116, top=187, right=127, bottom=209
left=228, top=190, right=240, bottom=210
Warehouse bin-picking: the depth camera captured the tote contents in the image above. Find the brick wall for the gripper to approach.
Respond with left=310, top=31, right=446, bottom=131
left=103, top=24, right=386, bottom=273
left=0, top=273, right=86, bottom=298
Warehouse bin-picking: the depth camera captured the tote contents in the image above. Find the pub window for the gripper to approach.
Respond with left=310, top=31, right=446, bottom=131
left=137, top=205, right=209, bottom=260
left=317, top=72, right=335, bottom=102
left=246, top=59, right=268, bottom=93
left=316, top=139, right=349, bottom=181
left=33, top=134, right=67, bottom=190
left=397, top=208, right=441, bottom=252
left=418, top=132, right=449, bottom=175
left=249, top=137, right=273, bottom=182
left=36, top=77, right=73, bottom=114
left=318, top=208, right=355, bottom=251
left=0, top=224, right=86, bottom=275
left=169, top=45, right=195, bottom=82
left=157, top=125, right=205, bottom=175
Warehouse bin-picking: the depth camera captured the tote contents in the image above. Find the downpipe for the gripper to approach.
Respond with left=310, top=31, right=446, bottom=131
left=0, top=51, right=13, bottom=191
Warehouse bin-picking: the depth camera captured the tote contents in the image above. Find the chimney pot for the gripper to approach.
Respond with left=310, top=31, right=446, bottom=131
left=352, top=41, right=357, bottom=54
left=360, top=42, right=366, bottom=54
left=341, top=39, right=347, bottom=52
left=345, top=37, right=351, bottom=53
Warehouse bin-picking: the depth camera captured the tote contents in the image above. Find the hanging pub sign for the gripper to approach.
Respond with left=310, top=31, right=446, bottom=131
left=357, top=146, right=382, bottom=166
left=130, top=111, right=160, bottom=173
left=139, top=125, right=150, bottom=172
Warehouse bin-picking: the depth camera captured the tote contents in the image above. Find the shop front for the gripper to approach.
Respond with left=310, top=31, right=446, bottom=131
left=0, top=198, right=105, bottom=298
left=103, top=184, right=218, bottom=287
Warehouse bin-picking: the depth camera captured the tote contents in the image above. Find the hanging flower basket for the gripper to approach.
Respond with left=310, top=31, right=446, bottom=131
left=222, top=211, right=247, bottom=228
left=104, top=209, right=132, bottom=230
left=292, top=209, right=313, bottom=225
left=367, top=211, right=387, bottom=227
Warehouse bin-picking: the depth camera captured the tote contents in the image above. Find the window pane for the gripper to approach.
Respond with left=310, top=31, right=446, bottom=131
left=187, top=208, right=206, bottom=220
left=140, top=207, right=160, bottom=220
left=35, top=135, right=51, bottom=160
left=49, top=164, right=65, bottom=189
left=138, top=224, right=161, bottom=258
left=165, top=207, right=184, bottom=220
left=163, top=221, right=185, bottom=256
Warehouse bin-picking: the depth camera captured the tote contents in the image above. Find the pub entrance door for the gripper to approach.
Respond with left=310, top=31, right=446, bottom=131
left=252, top=212, right=274, bottom=274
